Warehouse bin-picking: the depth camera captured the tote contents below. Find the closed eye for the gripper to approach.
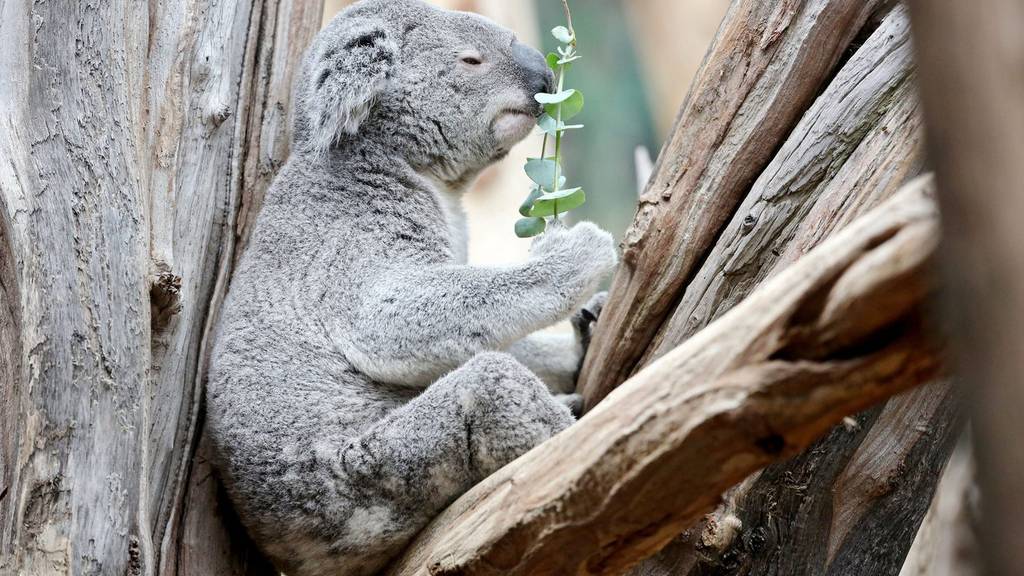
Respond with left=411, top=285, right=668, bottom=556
left=461, top=55, right=483, bottom=66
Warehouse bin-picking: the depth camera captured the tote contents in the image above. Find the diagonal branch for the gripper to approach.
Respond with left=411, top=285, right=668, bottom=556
left=386, top=175, right=944, bottom=576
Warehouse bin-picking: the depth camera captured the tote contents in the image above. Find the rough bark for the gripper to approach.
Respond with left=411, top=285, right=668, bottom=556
left=386, top=180, right=944, bottom=576
left=642, top=7, right=919, bottom=364
left=674, top=380, right=962, bottom=576
left=623, top=9, right=962, bottom=576
left=0, top=1, right=321, bottom=574
left=907, top=1, right=1024, bottom=575
left=578, top=0, right=890, bottom=407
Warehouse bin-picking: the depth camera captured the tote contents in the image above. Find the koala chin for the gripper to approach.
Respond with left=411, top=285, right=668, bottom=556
left=206, top=0, right=618, bottom=575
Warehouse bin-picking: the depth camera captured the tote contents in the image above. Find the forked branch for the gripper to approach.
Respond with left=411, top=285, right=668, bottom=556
left=387, top=175, right=944, bottom=576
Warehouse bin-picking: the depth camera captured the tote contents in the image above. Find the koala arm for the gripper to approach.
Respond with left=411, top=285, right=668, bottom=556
left=503, top=332, right=579, bottom=395
left=341, top=223, right=616, bottom=387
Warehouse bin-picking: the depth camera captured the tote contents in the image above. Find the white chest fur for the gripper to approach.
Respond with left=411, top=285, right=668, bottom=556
left=427, top=177, right=469, bottom=264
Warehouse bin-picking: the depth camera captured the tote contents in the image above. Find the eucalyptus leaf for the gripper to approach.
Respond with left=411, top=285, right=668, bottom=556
left=551, top=26, right=573, bottom=44
left=524, top=157, right=560, bottom=188
left=559, top=90, right=584, bottom=119
left=518, top=186, right=543, bottom=217
left=534, top=89, right=577, bottom=105
left=543, top=89, right=584, bottom=120
left=537, top=113, right=559, bottom=135
left=515, top=217, right=547, bottom=238
left=546, top=52, right=560, bottom=72
left=537, top=186, right=582, bottom=201
left=537, top=114, right=584, bottom=135
left=529, top=188, right=586, bottom=217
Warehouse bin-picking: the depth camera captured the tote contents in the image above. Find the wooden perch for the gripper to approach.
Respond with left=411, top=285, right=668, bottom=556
left=387, top=176, right=943, bottom=576
left=626, top=9, right=958, bottom=575
left=578, top=0, right=891, bottom=407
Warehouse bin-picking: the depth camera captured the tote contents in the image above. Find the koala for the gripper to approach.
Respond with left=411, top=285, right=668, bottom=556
left=206, top=1, right=618, bottom=575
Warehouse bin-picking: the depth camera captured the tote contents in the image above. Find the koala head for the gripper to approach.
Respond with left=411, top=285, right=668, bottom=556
left=292, top=0, right=554, bottom=185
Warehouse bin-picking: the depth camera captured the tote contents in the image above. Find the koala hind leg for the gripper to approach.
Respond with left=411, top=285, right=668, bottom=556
left=332, top=352, right=574, bottom=572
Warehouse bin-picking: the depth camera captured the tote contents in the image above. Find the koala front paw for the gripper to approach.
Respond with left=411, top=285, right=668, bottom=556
left=571, top=291, right=608, bottom=356
left=530, top=221, right=618, bottom=290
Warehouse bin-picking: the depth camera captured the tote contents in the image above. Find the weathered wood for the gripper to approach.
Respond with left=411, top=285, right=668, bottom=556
left=621, top=10, right=958, bottom=575
left=387, top=179, right=943, bottom=576
left=0, top=2, right=152, bottom=572
left=683, top=379, right=962, bottom=576
left=157, top=1, right=323, bottom=574
left=0, top=1, right=321, bottom=574
left=643, top=5, right=919, bottom=366
left=578, top=0, right=889, bottom=408
left=908, top=1, right=1024, bottom=575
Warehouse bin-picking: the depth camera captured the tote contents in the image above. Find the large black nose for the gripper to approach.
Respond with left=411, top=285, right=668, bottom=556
left=512, top=40, right=555, bottom=96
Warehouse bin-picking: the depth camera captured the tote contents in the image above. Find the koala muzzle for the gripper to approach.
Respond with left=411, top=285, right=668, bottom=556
left=512, top=40, right=555, bottom=102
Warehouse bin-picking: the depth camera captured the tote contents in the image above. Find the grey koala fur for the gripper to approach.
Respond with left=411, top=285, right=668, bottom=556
left=206, top=1, right=618, bottom=574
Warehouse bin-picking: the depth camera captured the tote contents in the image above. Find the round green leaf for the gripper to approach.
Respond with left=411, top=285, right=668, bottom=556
left=559, top=90, right=584, bottom=120
left=537, top=186, right=582, bottom=201
left=515, top=216, right=547, bottom=238
left=538, top=114, right=584, bottom=135
left=524, top=157, right=560, bottom=188
left=537, top=113, right=559, bottom=135
left=551, top=26, right=574, bottom=44
left=529, top=188, right=586, bottom=217
left=518, top=186, right=543, bottom=217
left=546, top=52, right=560, bottom=72
left=534, top=89, right=577, bottom=105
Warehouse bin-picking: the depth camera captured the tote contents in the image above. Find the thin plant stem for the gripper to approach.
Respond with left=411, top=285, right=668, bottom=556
left=551, top=61, right=566, bottom=223
left=561, top=0, right=576, bottom=47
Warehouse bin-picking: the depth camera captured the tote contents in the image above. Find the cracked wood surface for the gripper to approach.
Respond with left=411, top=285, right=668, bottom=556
left=577, top=0, right=890, bottom=409
left=0, top=1, right=321, bottom=574
left=387, top=179, right=944, bottom=576
left=629, top=11, right=960, bottom=576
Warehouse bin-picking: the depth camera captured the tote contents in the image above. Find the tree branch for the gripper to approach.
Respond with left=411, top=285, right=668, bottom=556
left=578, top=0, right=891, bottom=407
left=386, top=176, right=944, bottom=576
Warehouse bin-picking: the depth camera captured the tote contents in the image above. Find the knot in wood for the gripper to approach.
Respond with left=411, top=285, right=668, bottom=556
left=741, top=214, right=757, bottom=234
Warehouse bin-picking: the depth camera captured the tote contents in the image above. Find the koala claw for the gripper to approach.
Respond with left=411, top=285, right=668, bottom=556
left=572, top=291, right=608, bottom=357
left=555, top=393, right=584, bottom=419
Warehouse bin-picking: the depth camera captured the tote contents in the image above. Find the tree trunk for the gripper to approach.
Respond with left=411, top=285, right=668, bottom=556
left=907, top=1, right=1024, bottom=575
left=0, top=1, right=322, bottom=574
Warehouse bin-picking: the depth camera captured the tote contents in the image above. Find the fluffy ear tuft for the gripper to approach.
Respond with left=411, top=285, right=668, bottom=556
left=293, top=17, right=399, bottom=157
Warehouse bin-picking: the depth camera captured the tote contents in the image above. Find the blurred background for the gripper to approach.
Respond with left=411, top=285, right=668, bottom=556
left=323, top=0, right=730, bottom=264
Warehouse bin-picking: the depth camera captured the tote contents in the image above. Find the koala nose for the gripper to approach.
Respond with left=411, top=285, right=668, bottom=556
left=512, top=40, right=555, bottom=97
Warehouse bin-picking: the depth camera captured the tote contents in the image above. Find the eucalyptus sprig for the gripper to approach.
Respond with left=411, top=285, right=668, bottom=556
left=515, top=0, right=585, bottom=238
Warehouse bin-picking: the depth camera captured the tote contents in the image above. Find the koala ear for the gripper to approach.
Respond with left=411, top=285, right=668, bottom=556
left=294, top=17, right=399, bottom=156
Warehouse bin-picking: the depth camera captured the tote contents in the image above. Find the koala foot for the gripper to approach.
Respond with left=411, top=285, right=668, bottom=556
left=555, top=393, right=584, bottom=419
left=572, top=291, right=608, bottom=362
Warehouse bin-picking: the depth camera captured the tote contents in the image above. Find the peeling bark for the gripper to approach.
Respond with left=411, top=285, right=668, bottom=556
left=623, top=9, right=961, bottom=576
